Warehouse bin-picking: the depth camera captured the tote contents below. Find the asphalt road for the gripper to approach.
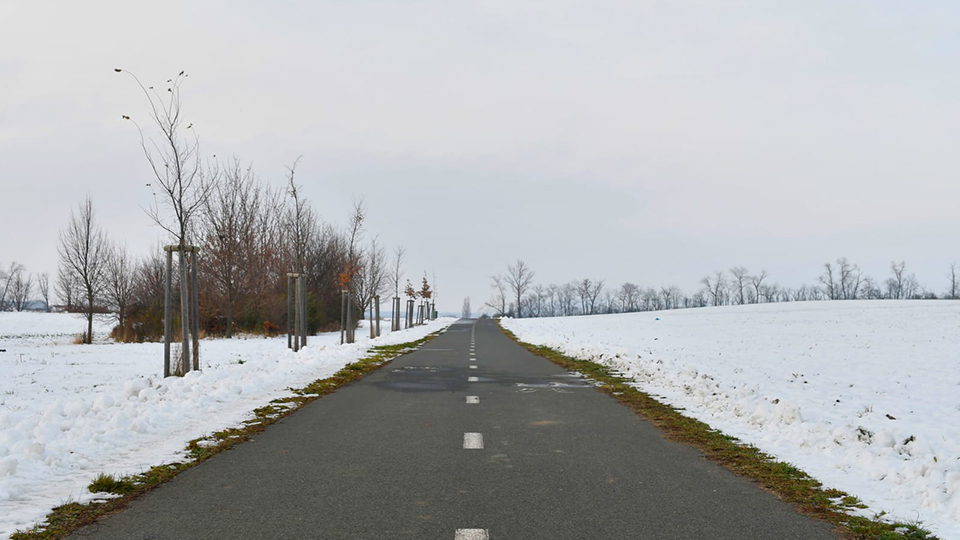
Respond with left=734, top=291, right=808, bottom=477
left=68, top=318, right=837, bottom=539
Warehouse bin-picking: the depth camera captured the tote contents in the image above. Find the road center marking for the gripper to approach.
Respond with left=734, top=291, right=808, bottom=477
left=463, top=433, right=483, bottom=449
left=468, top=376, right=478, bottom=382
left=455, top=529, right=489, bottom=540
left=466, top=396, right=479, bottom=404
left=469, top=365, right=477, bottom=369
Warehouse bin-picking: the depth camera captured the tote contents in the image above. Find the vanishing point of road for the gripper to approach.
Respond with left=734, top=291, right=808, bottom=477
left=68, top=318, right=836, bottom=539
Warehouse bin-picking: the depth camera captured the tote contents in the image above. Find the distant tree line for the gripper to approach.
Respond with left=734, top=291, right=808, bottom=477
left=486, top=258, right=960, bottom=318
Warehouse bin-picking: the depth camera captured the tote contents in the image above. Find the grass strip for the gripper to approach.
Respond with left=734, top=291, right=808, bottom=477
left=498, top=322, right=937, bottom=540
left=12, top=331, right=443, bottom=540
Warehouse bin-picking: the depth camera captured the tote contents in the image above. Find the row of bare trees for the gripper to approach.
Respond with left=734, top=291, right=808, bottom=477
left=54, top=178, right=411, bottom=343
left=487, top=258, right=960, bottom=318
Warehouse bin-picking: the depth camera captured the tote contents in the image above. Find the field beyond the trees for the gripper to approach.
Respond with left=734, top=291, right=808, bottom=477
left=0, top=312, right=455, bottom=539
left=502, top=300, right=960, bottom=539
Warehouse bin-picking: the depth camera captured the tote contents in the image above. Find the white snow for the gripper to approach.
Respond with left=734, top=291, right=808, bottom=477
left=502, top=301, right=960, bottom=539
left=0, top=312, right=455, bottom=538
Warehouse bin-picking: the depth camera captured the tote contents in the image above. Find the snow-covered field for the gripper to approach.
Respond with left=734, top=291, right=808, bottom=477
left=0, top=312, right=455, bottom=538
left=502, top=301, right=960, bottom=539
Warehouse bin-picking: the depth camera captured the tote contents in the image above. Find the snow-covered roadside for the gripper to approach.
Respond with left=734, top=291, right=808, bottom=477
left=0, top=312, right=455, bottom=538
left=502, top=301, right=960, bottom=539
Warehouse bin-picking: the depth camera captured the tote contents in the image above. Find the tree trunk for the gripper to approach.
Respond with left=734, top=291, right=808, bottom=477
left=225, top=292, right=233, bottom=339
left=288, top=275, right=295, bottom=349
left=86, top=290, right=94, bottom=345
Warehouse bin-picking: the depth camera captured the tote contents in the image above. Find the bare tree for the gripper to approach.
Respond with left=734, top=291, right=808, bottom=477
left=118, top=69, right=213, bottom=246
left=750, top=270, right=768, bottom=304
left=38, top=273, right=50, bottom=312
left=618, top=282, right=640, bottom=312
left=666, top=285, right=684, bottom=309
left=58, top=197, right=109, bottom=343
left=485, top=275, right=507, bottom=317
left=391, top=245, right=406, bottom=298
left=11, top=271, right=33, bottom=311
left=659, top=285, right=675, bottom=310
left=0, top=262, right=24, bottom=311
left=818, top=262, right=838, bottom=300
left=860, top=277, right=883, bottom=300
left=355, top=237, right=388, bottom=316
left=584, top=279, right=605, bottom=314
left=601, top=289, right=617, bottom=314
left=887, top=260, right=907, bottom=300
left=792, top=284, right=809, bottom=302
left=106, top=244, right=137, bottom=331
left=119, top=69, right=215, bottom=368
left=760, top=283, right=779, bottom=303
left=343, top=198, right=365, bottom=295
left=690, top=289, right=708, bottom=307
left=56, top=264, right=76, bottom=310
left=730, top=267, right=749, bottom=305
left=202, top=159, right=262, bottom=337
left=504, top=260, right=535, bottom=318
left=285, top=157, right=315, bottom=273
left=949, top=263, right=959, bottom=300
left=462, top=297, right=471, bottom=319
left=558, top=282, right=577, bottom=316
left=576, top=279, right=590, bottom=314
left=530, top=285, right=547, bottom=317
left=576, top=278, right=608, bottom=314
left=701, top=271, right=726, bottom=306
left=902, top=272, right=920, bottom=299
left=837, top=257, right=861, bottom=299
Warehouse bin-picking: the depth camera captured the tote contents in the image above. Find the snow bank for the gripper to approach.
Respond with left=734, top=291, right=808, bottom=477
left=0, top=312, right=455, bottom=538
left=502, top=301, right=960, bottom=539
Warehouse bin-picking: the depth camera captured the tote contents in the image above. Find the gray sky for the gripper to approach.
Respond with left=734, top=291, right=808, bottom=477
left=2, top=1, right=959, bottom=312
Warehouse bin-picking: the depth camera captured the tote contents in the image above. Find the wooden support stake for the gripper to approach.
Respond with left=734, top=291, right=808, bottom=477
left=287, top=275, right=294, bottom=349
left=191, top=248, right=200, bottom=371
left=340, top=290, right=346, bottom=344
left=347, top=292, right=354, bottom=343
left=293, top=274, right=301, bottom=352
left=179, top=248, right=191, bottom=374
left=163, top=248, right=173, bottom=377
left=300, top=276, right=307, bottom=348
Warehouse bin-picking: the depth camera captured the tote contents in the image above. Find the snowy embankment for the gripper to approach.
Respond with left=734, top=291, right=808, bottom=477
left=502, top=301, right=960, bottom=539
left=0, top=312, right=455, bottom=538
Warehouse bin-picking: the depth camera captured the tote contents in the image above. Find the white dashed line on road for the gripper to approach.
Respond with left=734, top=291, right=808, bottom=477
left=468, top=376, right=479, bottom=382
left=469, top=365, right=477, bottom=369
left=466, top=396, right=479, bottom=404
left=463, top=433, right=484, bottom=449
left=455, top=529, right=489, bottom=540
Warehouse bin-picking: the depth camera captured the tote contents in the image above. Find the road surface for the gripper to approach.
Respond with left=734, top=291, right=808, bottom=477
left=68, top=318, right=836, bottom=539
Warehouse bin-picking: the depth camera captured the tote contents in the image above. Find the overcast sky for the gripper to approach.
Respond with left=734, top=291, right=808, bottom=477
left=2, top=1, right=959, bottom=313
